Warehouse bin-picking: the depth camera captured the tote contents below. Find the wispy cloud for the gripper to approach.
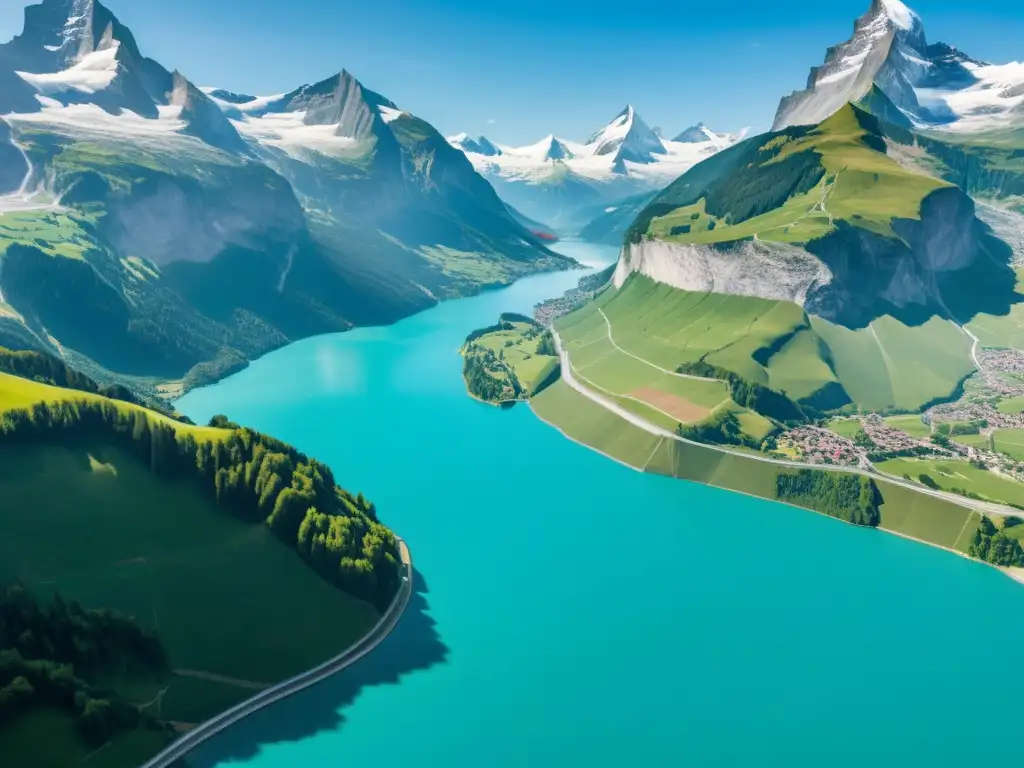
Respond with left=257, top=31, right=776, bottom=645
left=487, top=118, right=496, bottom=124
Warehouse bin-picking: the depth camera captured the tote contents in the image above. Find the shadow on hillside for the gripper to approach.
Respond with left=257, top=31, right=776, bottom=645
left=185, top=567, right=447, bottom=767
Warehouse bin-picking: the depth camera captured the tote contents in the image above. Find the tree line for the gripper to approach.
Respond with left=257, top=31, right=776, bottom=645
left=0, top=346, right=186, bottom=422
left=676, top=360, right=809, bottom=424
left=0, top=400, right=402, bottom=612
left=677, top=411, right=763, bottom=449
left=775, top=470, right=881, bottom=527
left=463, top=348, right=519, bottom=402
left=0, top=583, right=169, bottom=748
left=969, top=516, right=1024, bottom=567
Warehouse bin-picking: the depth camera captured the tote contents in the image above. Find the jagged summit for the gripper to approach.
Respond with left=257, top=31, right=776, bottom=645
left=874, top=0, right=921, bottom=35
left=587, top=105, right=666, bottom=163
left=773, top=0, right=934, bottom=129
left=536, top=134, right=574, bottom=161
left=673, top=123, right=724, bottom=143
left=448, top=134, right=502, bottom=156
left=771, top=0, right=1022, bottom=132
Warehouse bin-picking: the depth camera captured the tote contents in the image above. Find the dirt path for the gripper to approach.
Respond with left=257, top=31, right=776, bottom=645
left=172, top=669, right=271, bottom=691
left=597, top=308, right=717, bottom=382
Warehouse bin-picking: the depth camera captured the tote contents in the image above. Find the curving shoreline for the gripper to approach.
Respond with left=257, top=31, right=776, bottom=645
left=139, top=539, right=414, bottom=768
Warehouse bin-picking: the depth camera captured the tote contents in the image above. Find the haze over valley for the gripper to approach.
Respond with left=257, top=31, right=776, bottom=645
left=2, top=2, right=1024, bottom=767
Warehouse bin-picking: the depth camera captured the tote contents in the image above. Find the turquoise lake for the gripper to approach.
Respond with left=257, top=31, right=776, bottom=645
left=178, top=242, right=1024, bottom=767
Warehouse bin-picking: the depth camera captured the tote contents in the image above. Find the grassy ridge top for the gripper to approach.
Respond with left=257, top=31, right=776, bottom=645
left=0, top=371, right=226, bottom=443
left=632, top=104, right=952, bottom=247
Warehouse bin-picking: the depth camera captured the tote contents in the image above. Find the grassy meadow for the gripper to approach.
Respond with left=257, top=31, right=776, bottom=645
left=883, top=414, right=933, bottom=439
left=0, top=368, right=387, bottom=766
left=0, top=371, right=226, bottom=442
left=988, top=428, right=1024, bottom=461
left=0, top=440, right=379, bottom=724
left=645, top=105, right=950, bottom=248
left=877, top=456, right=1024, bottom=508
left=0, top=210, right=99, bottom=261
left=556, top=274, right=973, bottom=419
left=470, top=321, right=559, bottom=395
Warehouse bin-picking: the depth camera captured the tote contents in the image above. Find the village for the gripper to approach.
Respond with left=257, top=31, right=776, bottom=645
left=775, top=346, right=1024, bottom=485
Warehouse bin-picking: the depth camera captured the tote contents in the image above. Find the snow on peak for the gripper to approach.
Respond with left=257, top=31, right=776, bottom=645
left=15, top=41, right=120, bottom=96
left=876, top=0, right=919, bottom=31
left=449, top=134, right=503, bottom=157
left=673, top=123, right=722, bottom=143
left=378, top=105, right=403, bottom=124
left=586, top=105, right=665, bottom=162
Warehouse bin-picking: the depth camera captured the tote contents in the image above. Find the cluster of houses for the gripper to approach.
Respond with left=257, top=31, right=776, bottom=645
left=776, top=426, right=864, bottom=467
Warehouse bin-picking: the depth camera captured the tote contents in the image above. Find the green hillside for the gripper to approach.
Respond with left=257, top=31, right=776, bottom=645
left=555, top=273, right=974, bottom=414
left=630, top=104, right=951, bottom=246
left=626, top=103, right=1017, bottom=329
left=0, top=361, right=402, bottom=766
left=532, top=380, right=981, bottom=552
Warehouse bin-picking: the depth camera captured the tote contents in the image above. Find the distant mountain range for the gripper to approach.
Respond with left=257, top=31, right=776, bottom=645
left=0, top=0, right=573, bottom=392
left=448, top=107, right=744, bottom=230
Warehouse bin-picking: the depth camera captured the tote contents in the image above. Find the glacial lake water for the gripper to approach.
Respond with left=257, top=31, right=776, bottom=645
left=177, top=241, right=1024, bottom=767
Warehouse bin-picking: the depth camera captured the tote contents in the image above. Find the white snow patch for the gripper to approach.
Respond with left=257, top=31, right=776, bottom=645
left=202, top=90, right=288, bottom=115
left=16, top=44, right=121, bottom=96
left=378, top=105, right=403, bottom=124
left=2, top=102, right=215, bottom=160
left=605, top=207, right=618, bottom=213
left=879, top=0, right=919, bottom=31
left=920, top=60, right=1024, bottom=132
left=232, top=111, right=362, bottom=158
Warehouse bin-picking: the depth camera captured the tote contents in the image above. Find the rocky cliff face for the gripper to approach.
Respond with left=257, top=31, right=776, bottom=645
left=619, top=186, right=1016, bottom=327
left=615, top=238, right=832, bottom=306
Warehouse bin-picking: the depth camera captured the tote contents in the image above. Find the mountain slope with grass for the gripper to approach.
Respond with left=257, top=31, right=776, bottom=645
left=0, top=351, right=404, bottom=767
left=0, top=0, right=572, bottom=396
left=623, top=103, right=1017, bottom=328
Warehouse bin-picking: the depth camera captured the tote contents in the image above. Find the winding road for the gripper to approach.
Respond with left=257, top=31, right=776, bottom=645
left=553, top=328, right=1017, bottom=519
left=139, top=539, right=413, bottom=768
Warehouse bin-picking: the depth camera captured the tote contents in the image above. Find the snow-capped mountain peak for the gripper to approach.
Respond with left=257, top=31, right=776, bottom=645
left=876, top=0, right=919, bottom=32
left=673, top=123, right=724, bottom=143
left=773, top=0, right=1024, bottom=133
left=447, top=133, right=503, bottom=157
left=532, top=134, right=575, bottom=161
left=586, top=104, right=666, bottom=162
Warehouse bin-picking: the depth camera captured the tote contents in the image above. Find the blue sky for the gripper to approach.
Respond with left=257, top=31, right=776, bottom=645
left=2, top=0, right=1023, bottom=143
